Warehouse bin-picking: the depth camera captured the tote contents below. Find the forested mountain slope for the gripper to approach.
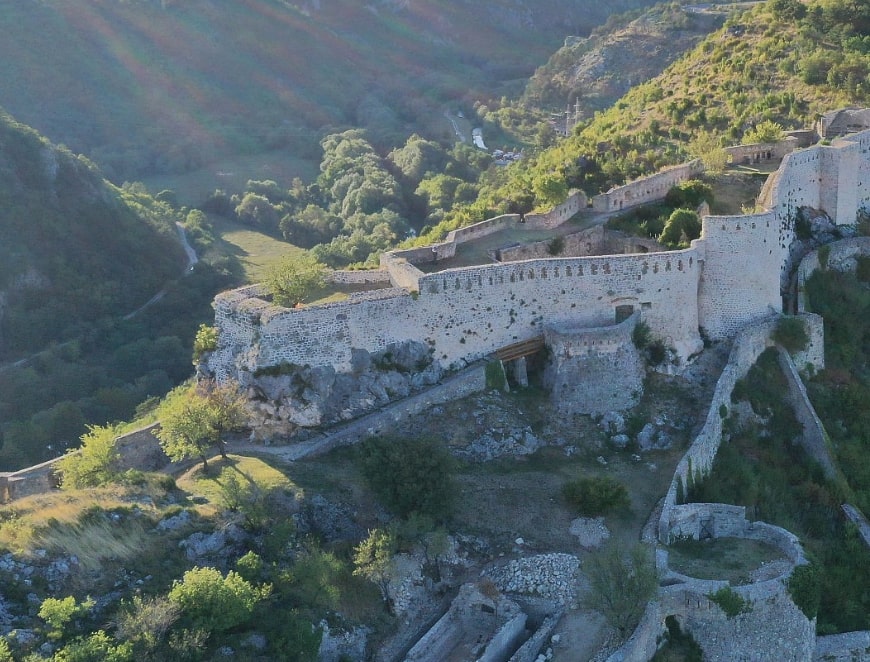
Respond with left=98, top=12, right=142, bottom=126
left=0, top=0, right=658, bottom=182
left=0, top=110, right=183, bottom=358
left=523, top=3, right=725, bottom=118
left=406, top=0, right=870, bottom=243
left=0, top=110, right=229, bottom=468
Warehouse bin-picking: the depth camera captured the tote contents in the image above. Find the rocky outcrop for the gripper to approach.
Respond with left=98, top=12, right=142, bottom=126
left=241, top=340, right=442, bottom=441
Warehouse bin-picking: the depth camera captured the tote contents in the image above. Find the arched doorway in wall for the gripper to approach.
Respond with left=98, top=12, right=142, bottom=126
left=615, top=304, right=635, bottom=324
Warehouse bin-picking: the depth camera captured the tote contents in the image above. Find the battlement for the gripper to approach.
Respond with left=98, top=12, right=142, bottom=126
left=209, top=121, right=870, bottom=423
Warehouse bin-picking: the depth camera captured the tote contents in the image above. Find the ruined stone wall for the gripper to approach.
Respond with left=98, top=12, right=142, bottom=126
left=494, top=226, right=660, bottom=263
left=815, top=631, right=870, bottom=661
left=658, top=315, right=822, bottom=542
left=797, top=238, right=870, bottom=312
left=613, top=507, right=813, bottom=662
left=820, top=139, right=860, bottom=225
left=379, top=254, right=424, bottom=290
left=0, top=423, right=167, bottom=504
left=327, top=269, right=391, bottom=284
left=591, top=160, right=703, bottom=213
left=697, top=212, right=783, bottom=339
left=524, top=190, right=587, bottom=228
left=724, top=137, right=798, bottom=165
left=677, top=580, right=814, bottom=662
left=777, top=345, right=838, bottom=480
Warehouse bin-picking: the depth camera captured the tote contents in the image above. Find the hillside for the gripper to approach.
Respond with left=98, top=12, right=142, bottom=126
left=0, top=0, right=659, bottom=185
left=397, top=0, right=870, bottom=246
left=0, top=110, right=183, bottom=358
left=522, top=3, right=726, bottom=119
left=525, top=0, right=869, bottom=192
left=0, top=110, right=232, bottom=469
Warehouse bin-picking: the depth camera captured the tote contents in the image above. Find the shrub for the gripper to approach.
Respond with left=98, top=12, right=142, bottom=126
left=114, top=595, right=180, bottom=655
left=584, top=544, right=658, bottom=634
left=192, top=324, right=218, bottom=363
left=358, top=436, right=455, bottom=520
left=547, top=236, right=565, bottom=255
left=818, top=244, right=830, bottom=270
left=561, top=475, right=630, bottom=516
left=168, top=567, right=271, bottom=634
left=39, top=595, right=95, bottom=642
left=788, top=563, right=821, bottom=619
left=53, top=631, right=133, bottom=662
left=632, top=321, right=651, bottom=350
left=708, top=586, right=752, bottom=618
left=774, top=316, right=808, bottom=354
left=485, top=360, right=507, bottom=391
left=647, top=339, right=668, bottom=366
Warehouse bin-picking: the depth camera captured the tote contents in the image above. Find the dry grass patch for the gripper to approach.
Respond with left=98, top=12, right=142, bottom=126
left=0, top=484, right=166, bottom=556
left=36, top=517, right=152, bottom=573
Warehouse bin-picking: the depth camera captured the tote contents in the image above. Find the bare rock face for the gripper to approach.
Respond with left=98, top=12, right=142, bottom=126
left=245, top=340, right=441, bottom=441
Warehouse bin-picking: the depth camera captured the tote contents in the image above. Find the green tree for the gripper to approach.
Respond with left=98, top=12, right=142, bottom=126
left=689, top=131, right=728, bottom=174
left=584, top=544, right=658, bottom=634
left=353, top=528, right=396, bottom=610
left=743, top=120, right=785, bottom=145
left=532, top=172, right=569, bottom=207
left=265, top=253, right=327, bottom=308
left=168, top=567, right=271, bottom=634
left=156, top=381, right=247, bottom=470
left=56, top=424, right=120, bottom=490
left=660, top=208, right=702, bottom=248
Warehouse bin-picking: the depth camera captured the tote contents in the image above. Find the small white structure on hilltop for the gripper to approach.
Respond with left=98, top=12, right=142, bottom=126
left=207, top=127, right=870, bottom=435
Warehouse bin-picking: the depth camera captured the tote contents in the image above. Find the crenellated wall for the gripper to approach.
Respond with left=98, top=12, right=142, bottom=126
left=591, top=160, right=703, bottom=213
left=210, top=124, right=870, bottom=428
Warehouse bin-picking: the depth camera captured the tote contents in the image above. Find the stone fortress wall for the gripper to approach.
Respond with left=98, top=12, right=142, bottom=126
left=211, top=129, right=870, bottom=386
left=591, top=160, right=704, bottom=212
left=612, top=236, right=870, bottom=662
left=543, top=311, right=646, bottom=415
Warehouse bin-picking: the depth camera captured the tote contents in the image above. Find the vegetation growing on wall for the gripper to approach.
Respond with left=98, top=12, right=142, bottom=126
left=690, top=347, right=870, bottom=634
